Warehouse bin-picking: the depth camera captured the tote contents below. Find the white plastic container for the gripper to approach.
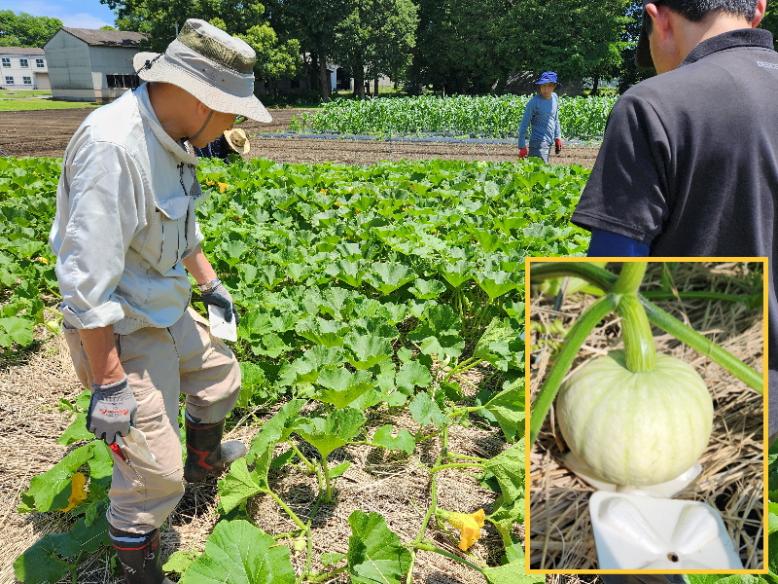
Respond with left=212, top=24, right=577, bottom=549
left=563, top=452, right=743, bottom=570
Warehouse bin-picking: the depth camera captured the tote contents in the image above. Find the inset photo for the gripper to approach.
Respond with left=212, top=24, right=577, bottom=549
left=525, top=259, right=767, bottom=573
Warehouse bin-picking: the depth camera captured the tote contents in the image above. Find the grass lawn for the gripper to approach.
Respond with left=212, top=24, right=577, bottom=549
left=0, top=98, right=97, bottom=111
left=0, top=89, right=53, bottom=98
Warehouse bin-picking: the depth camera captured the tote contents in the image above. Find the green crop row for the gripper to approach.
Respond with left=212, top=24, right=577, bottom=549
left=7, top=156, right=589, bottom=583
left=288, top=95, right=618, bottom=140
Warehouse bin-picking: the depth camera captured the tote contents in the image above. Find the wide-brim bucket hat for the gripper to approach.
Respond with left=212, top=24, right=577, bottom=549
left=133, top=19, right=272, bottom=123
left=224, top=128, right=250, bottom=154
left=535, top=71, right=558, bottom=85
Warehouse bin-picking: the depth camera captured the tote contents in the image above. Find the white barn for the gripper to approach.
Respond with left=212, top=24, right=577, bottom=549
left=0, top=47, right=49, bottom=90
left=44, top=27, right=147, bottom=103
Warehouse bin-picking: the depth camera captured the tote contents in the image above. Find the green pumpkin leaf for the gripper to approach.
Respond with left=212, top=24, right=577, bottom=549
left=217, top=457, right=266, bottom=515
left=482, top=386, right=524, bottom=442
left=247, top=399, right=305, bottom=465
left=408, top=278, right=447, bottom=300
left=439, top=260, right=471, bottom=288
left=163, top=550, right=198, bottom=575
left=482, top=561, right=543, bottom=584
left=295, top=409, right=365, bottom=460
left=364, top=262, right=415, bottom=295
left=409, top=392, right=447, bottom=428
left=769, top=502, right=778, bottom=535
left=19, top=442, right=103, bottom=513
left=321, top=551, right=346, bottom=567
left=347, top=511, right=412, bottom=584
left=345, top=333, right=393, bottom=370
left=329, top=461, right=352, bottom=479
left=482, top=442, right=523, bottom=507
left=0, top=316, right=34, bottom=348
left=396, top=361, right=432, bottom=392
left=315, top=367, right=374, bottom=409
left=181, top=520, right=295, bottom=584
left=475, top=270, right=518, bottom=301
left=372, top=425, right=416, bottom=455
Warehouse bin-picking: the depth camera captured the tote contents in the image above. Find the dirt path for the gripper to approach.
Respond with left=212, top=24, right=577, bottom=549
left=247, top=136, right=598, bottom=167
left=0, top=109, right=309, bottom=157
left=0, top=108, right=598, bottom=167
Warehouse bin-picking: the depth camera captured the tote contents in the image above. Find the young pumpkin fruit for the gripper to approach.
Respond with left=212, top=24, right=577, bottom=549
left=556, top=350, right=713, bottom=486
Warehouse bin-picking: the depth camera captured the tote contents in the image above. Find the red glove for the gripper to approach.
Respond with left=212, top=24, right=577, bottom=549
left=519, top=147, right=528, bottom=159
left=555, top=138, right=563, bottom=154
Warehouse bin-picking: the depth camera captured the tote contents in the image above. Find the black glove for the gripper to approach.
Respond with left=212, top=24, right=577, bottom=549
left=200, top=280, right=240, bottom=324
left=87, top=377, right=137, bottom=445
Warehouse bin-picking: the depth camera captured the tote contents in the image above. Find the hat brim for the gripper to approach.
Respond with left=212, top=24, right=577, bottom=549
left=224, top=129, right=250, bottom=155
left=635, top=16, right=655, bottom=69
left=134, top=51, right=272, bottom=123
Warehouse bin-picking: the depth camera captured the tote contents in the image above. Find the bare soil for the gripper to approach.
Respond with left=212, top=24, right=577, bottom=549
left=0, top=108, right=599, bottom=167
left=0, top=108, right=307, bottom=158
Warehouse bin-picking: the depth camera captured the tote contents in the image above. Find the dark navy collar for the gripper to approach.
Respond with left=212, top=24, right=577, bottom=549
left=683, top=28, right=774, bottom=66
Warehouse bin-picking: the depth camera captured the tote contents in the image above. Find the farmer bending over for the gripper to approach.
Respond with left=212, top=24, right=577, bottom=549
left=49, top=19, right=272, bottom=584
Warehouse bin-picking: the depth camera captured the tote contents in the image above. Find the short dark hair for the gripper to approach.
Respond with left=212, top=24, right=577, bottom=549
left=646, top=0, right=758, bottom=31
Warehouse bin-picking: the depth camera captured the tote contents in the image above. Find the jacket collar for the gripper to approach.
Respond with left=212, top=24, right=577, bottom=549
left=683, top=28, right=774, bottom=66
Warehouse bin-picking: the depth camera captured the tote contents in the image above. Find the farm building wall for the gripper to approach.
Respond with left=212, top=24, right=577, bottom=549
left=45, top=31, right=94, bottom=101
left=88, top=46, right=141, bottom=103
left=45, top=32, right=140, bottom=103
left=0, top=48, right=48, bottom=90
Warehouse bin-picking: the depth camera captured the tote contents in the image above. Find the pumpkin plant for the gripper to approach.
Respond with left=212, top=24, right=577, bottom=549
left=530, top=262, right=763, bottom=486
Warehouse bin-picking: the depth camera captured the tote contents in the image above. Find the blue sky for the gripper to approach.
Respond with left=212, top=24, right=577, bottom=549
left=2, top=0, right=116, bottom=28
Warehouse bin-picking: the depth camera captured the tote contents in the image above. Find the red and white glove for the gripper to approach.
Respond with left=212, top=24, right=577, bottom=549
left=555, top=138, right=563, bottom=154
left=519, top=147, right=528, bottom=159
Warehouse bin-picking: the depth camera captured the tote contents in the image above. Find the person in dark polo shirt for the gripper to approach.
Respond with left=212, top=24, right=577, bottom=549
left=572, top=0, right=777, bottom=444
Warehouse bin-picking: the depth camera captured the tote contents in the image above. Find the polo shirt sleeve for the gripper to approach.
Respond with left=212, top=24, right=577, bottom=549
left=571, top=92, right=672, bottom=244
left=56, top=141, right=143, bottom=329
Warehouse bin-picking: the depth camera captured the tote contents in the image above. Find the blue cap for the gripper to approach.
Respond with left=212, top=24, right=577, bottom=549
left=535, top=71, right=558, bottom=85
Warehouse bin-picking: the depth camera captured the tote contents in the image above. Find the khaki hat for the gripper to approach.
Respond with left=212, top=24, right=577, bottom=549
left=134, top=19, right=272, bottom=123
left=224, top=128, right=250, bottom=154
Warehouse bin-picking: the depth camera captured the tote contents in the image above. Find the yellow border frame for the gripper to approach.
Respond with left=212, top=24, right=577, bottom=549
left=523, top=257, right=770, bottom=575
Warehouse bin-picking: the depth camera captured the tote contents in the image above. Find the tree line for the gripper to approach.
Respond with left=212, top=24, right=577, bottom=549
left=3, top=1, right=778, bottom=97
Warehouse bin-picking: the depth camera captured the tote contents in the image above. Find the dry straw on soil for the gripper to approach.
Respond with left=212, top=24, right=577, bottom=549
left=1, top=334, right=508, bottom=583
left=529, top=262, right=765, bottom=571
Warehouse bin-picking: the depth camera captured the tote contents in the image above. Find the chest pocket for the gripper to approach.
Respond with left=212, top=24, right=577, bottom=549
left=136, top=163, right=202, bottom=274
left=139, top=192, right=194, bottom=275
left=157, top=205, right=190, bottom=274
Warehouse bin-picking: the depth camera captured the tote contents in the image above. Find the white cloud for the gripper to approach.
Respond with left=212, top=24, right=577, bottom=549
left=1, top=0, right=114, bottom=28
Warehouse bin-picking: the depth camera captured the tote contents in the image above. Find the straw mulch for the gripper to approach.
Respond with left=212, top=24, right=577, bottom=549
left=1, top=333, right=502, bottom=584
left=529, top=262, right=765, bottom=571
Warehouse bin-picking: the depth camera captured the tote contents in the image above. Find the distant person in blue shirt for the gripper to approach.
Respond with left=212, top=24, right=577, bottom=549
left=518, top=71, right=563, bottom=163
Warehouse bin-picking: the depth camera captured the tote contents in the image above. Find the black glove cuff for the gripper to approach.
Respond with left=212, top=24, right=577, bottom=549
left=92, top=376, right=129, bottom=395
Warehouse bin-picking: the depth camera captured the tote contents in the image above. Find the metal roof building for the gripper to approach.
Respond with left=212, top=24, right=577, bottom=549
left=44, top=27, right=147, bottom=103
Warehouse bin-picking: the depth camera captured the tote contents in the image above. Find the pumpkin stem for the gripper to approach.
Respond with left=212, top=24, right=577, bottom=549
left=618, top=294, right=657, bottom=372
left=613, top=263, right=657, bottom=372
left=612, top=261, right=648, bottom=295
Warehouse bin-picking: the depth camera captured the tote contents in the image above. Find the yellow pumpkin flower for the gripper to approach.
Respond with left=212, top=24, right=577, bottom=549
left=217, top=182, right=229, bottom=194
left=60, top=472, right=88, bottom=512
left=437, top=508, right=485, bottom=551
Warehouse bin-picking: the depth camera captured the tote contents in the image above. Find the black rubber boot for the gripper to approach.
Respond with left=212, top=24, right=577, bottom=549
left=109, top=525, right=171, bottom=584
left=184, top=417, right=246, bottom=483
